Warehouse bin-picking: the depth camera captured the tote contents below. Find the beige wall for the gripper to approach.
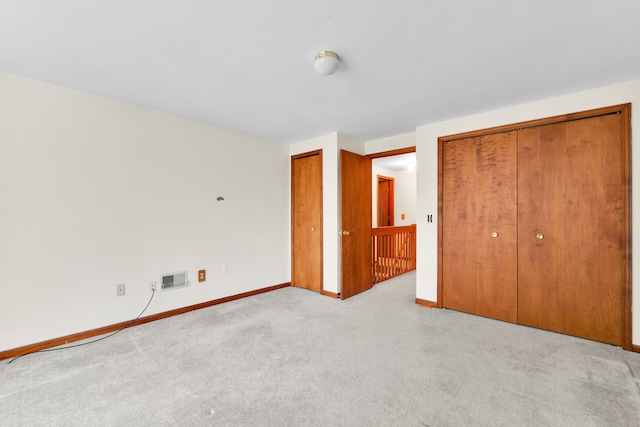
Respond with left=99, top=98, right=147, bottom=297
left=0, top=71, right=290, bottom=351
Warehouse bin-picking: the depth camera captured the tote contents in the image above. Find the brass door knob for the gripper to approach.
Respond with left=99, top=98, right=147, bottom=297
left=491, top=231, right=498, bottom=238
left=536, top=233, right=544, bottom=240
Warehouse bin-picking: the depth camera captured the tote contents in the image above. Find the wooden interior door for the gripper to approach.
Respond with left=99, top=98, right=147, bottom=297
left=377, top=176, right=394, bottom=226
left=517, top=114, right=625, bottom=346
left=340, top=150, right=372, bottom=299
left=291, top=151, right=323, bottom=293
left=442, top=132, right=517, bottom=322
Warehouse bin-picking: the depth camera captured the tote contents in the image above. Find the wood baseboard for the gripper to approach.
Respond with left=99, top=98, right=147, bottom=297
left=632, top=345, right=640, bottom=354
left=0, top=282, right=291, bottom=361
left=321, top=290, right=339, bottom=299
left=415, top=298, right=437, bottom=308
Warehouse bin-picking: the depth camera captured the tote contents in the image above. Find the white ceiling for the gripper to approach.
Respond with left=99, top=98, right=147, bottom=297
left=1, top=1, right=639, bottom=144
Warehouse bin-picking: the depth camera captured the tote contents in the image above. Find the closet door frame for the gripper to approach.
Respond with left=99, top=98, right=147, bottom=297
left=437, top=103, right=632, bottom=351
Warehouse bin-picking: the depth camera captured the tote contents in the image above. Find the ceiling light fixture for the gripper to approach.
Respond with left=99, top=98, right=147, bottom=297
left=314, top=51, right=340, bottom=75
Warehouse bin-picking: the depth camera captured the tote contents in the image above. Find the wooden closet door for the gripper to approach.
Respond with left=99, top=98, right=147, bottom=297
left=442, top=132, right=517, bottom=322
left=442, top=136, right=477, bottom=314
left=517, top=114, right=624, bottom=346
left=475, top=132, right=517, bottom=322
left=292, top=152, right=323, bottom=293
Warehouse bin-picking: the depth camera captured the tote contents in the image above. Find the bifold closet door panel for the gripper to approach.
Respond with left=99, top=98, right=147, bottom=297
left=517, top=115, right=624, bottom=346
left=442, top=132, right=517, bottom=322
left=475, top=132, right=517, bottom=323
left=517, top=124, right=569, bottom=331
left=442, top=137, right=478, bottom=314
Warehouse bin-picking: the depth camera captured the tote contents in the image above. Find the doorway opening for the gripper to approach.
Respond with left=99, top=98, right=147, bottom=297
left=338, top=146, right=417, bottom=300
left=376, top=175, right=394, bottom=227
left=370, top=149, right=417, bottom=286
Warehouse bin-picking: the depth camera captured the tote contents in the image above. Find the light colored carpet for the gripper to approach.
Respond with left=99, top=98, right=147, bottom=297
left=1, top=271, right=640, bottom=426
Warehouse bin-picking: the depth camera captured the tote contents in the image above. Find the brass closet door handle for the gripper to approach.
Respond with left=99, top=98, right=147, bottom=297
left=491, top=231, right=498, bottom=238
left=536, top=233, right=544, bottom=240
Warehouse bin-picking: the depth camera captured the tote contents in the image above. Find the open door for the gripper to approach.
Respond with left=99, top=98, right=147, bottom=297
left=340, top=150, right=372, bottom=299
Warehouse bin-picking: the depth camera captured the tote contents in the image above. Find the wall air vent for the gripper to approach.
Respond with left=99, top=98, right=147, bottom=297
left=161, top=271, right=188, bottom=291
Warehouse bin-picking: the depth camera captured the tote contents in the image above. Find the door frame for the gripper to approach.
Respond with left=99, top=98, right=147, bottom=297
left=437, top=104, right=632, bottom=350
left=369, top=146, right=416, bottom=230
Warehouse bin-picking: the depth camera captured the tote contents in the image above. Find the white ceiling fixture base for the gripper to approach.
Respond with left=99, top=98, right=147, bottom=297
left=313, top=51, right=340, bottom=76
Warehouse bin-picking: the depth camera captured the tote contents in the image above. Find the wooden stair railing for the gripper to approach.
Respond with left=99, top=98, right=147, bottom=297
left=372, top=224, right=416, bottom=284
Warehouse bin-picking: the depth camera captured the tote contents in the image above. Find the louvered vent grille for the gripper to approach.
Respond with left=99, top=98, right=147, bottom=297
left=161, top=271, right=188, bottom=290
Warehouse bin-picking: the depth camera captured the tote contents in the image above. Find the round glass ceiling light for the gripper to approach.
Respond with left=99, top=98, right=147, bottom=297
left=314, top=51, right=340, bottom=75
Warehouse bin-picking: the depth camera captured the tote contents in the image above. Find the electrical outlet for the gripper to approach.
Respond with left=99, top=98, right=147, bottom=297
left=150, top=281, right=157, bottom=292
left=116, top=283, right=125, bottom=296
